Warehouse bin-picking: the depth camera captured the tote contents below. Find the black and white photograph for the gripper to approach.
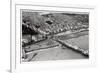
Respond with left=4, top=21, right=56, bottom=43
left=21, top=10, right=89, bottom=62
left=0, top=0, right=99, bottom=73
left=10, top=1, right=96, bottom=72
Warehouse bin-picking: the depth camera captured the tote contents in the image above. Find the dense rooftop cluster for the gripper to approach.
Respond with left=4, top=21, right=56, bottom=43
left=22, top=12, right=89, bottom=36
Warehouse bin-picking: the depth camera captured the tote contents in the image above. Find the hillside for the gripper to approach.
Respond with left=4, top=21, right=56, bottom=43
left=22, top=12, right=89, bottom=35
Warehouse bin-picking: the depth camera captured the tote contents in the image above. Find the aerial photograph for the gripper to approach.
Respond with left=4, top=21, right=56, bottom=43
left=21, top=11, right=89, bottom=62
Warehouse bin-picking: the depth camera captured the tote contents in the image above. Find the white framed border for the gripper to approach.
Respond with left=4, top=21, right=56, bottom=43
left=11, top=1, right=96, bottom=73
